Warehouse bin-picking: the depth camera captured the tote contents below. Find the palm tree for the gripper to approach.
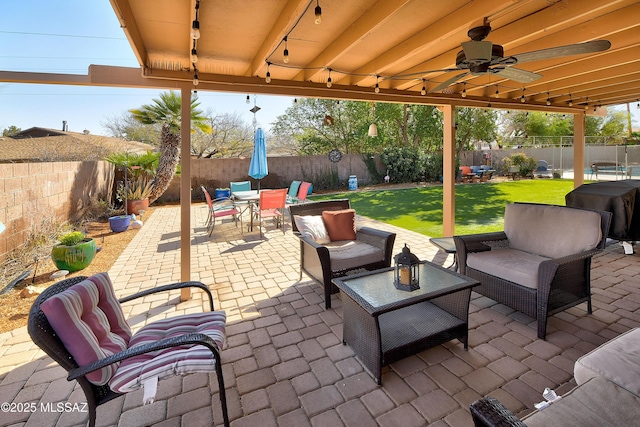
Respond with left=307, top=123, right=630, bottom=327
left=130, top=91, right=211, bottom=203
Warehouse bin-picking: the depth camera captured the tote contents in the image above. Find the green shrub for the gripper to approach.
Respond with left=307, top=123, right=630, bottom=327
left=380, top=147, right=423, bottom=183
left=58, top=231, right=86, bottom=246
left=502, top=152, right=537, bottom=177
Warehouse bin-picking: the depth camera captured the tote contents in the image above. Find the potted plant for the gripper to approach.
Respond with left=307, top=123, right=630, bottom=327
left=51, top=231, right=97, bottom=272
left=117, top=178, right=153, bottom=215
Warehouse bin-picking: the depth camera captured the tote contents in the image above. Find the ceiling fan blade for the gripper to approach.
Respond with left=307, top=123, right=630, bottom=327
left=492, top=67, right=542, bottom=83
left=428, top=72, right=469, bottom=93
left=461, top=40, right=493, bottom=61
left=512, top=40, right=611, bottom=64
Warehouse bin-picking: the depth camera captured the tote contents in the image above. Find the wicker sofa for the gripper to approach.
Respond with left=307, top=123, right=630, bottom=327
left=289, top=199, right=396, bottom=309
left=470, top=327, right=640, bottom=426
left=454, top=203, right=612, bottom=339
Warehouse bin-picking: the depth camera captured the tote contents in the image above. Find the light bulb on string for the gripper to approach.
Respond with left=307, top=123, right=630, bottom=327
left=265, top=62, right=271, bottom=83
left=283, top=36, right=289, bottom=63
left=191, top=20, right=200, bottom=40
left=326, top=69, right=332, bottom=88
left=461, top=82, right=466, bottom=98
left=374, top=76, right=380, bottom=93
left=494, top=85, right=499, bottom=98
left=314, top=1, right=322, bottom=24
left=420, top=79, right=426, bottom=96
left=193, top=71, right=199, bottom=86
left=520, top=88, right=526, bottom=103
left=246, top=95, right=250, bottom=104
left=546, top=93, right=551, bottom=106
left=568, top=95, right=573, bottom=107
left=190, top=48, right=198, bottom=63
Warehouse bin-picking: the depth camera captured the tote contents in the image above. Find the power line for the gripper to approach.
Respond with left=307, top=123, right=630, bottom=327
left=0, top=30, right=125, bottom=40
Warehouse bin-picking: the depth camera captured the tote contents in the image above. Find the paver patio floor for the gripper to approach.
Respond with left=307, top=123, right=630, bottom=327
left=1, top=203, right=639, bottom=426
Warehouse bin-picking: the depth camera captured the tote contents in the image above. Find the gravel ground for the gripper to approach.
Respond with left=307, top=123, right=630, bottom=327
left=0, top=207, right=157, bottom=333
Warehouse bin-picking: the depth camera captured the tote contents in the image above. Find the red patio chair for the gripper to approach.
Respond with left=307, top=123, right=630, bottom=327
left=202, top=186, right=241, bottom=236
left=257, top=189, right=287, bottom=238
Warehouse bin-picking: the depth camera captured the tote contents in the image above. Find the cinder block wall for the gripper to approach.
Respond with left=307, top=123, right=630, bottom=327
left=0, top=161, right=114, bottom=261
left=160, top=154, right=379, bottom=202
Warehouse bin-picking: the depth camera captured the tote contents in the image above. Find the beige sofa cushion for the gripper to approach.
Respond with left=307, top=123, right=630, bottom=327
left=326, top=240, right=384, bottom=272
left=523, top=376, right=640, bottom=427
left=467, top=249, right=550, bottom=289
left=574, top=327, right=640, bottom=397
left=504, top=204, right=602, bottom=259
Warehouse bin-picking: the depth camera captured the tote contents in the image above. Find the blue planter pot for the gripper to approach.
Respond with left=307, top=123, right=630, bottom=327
left=109, top=215, right=131, bottom=233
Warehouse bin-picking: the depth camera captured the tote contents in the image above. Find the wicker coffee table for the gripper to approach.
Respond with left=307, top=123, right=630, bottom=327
left=333, top=261, right=478, bottom=384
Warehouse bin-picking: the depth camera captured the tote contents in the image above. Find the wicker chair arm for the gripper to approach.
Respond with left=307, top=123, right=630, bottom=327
left=68, top=332, right=221, bottom=381
left=118, top=281, right=215, bottom=312
left=454, top=232, right=506, bottom=275
left=470, top=397, right=527, bottom=427
left=356, top=227, right=395, bottom=249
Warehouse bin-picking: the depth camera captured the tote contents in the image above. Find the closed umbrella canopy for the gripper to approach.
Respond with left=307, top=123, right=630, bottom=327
left=249, top=128, right=268, bottom=184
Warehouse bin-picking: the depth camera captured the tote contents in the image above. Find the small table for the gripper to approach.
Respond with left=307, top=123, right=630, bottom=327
left=429, top=237, right=457, bottom=271
left=333, top=262, right=478, bottom=384
left=232, top=190, right=259, bottom=231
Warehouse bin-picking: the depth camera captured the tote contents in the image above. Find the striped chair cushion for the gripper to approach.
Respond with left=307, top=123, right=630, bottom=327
left=109, top=311, right=226, bottom=393
left=40, top=273, right=132, bottom=385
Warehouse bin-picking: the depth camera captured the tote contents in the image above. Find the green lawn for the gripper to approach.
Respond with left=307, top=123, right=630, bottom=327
left=311, top=179, right=578, bottom=237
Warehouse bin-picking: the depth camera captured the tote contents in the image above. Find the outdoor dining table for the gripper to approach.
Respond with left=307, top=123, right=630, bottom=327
left=232, top=190, right=259, bottom=231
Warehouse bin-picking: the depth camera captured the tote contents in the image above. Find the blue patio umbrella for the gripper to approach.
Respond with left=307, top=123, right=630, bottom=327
left=248, top=127, right=268, bottom=189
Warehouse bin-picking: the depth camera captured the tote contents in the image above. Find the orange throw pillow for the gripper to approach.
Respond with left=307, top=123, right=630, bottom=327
left=322, top=209, right=356, bottom=241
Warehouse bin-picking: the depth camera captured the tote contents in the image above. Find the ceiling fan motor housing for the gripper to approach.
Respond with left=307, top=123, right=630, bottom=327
left=456, top=44, right=504, bottom=68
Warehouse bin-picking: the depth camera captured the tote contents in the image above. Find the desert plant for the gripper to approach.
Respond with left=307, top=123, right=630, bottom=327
left=58, top=231, right=87, bottom=246
left=116, top=178, right=153, bottom=201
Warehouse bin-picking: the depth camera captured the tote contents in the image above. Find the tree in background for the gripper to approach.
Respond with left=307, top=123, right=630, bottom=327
left=191, top=112, right=253, bottom=158
left=101, top=112, right=158, bottom=145
left=129, top=91, right=211, bottom=203
left=2, top=125, right=21, bottom=137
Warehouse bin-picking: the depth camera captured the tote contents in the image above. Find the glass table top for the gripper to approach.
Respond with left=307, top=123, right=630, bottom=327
left=334, top=261, right=477, bottom=313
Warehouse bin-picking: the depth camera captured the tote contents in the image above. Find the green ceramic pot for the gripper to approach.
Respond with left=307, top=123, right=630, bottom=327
left=51, top=238, right=97, bottom=272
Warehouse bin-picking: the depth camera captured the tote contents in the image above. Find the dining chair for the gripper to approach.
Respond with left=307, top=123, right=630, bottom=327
left=296, top=182, right=312, bottom=203
left=201, top=186, right=241, bottom=236
left=257, top=189, right=287, bottom=238
left=230, top=180, right=253, bottom=218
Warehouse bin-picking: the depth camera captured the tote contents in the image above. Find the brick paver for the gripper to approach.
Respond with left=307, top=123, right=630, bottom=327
left=2, top=203, right=640, bottom=426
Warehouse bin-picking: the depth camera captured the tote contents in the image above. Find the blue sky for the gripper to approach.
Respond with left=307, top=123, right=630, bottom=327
left=1, top=2, right=637, bottom=136
left=0, top=1, right=294, bottom=136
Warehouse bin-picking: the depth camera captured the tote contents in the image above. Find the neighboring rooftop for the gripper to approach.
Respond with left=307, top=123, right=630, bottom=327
left=0, top=127, right=155, bottom=163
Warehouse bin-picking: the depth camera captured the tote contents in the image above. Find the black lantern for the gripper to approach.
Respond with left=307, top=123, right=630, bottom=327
left=394, top=244, right=420, bottom=291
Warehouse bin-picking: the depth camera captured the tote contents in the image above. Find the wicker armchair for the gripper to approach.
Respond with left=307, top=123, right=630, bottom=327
left=289, top=199, right=396, bottom=309
left=455, top=203, right=611, bottom=339
left=28, top=275, right=229, bottom=427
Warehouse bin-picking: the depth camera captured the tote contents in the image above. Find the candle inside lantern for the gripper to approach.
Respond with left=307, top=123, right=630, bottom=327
left=400, top=266, right=410, bottom=285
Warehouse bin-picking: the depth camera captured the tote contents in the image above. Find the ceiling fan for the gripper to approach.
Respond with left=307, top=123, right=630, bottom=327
left=428, top=24, right=611, bottom=93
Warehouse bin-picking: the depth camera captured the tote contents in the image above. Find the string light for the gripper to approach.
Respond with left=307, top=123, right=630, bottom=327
left=265, top=62, right=271, bottom=83
left=520, top=88, right=526, bottom=103
left=314, top=0, right=322, bottom=24
left=283, top=36, right=289, bottom=63
left=246, top=95, right=250, bottom=104
left=193, top=69, right=199, bottom=86
left=190, top=48, right=198, bottom=64
left=461, top=82, right=466, bottom=98
left=568, top=95, right=573, bottom=107
left=326, top=68, right=332, bottom=88
left=546, top=93, right=551, bottom=106
left=494, top=85, right=499, bottom=98
left=374, top=76, right=380, bottom=93
left=191, top=0, right=201, bottom=40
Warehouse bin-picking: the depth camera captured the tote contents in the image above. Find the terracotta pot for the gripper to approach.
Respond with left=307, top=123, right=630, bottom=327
left=126, top=198, right=149, bottom=215
left=51, top=238, right=97, bottom=272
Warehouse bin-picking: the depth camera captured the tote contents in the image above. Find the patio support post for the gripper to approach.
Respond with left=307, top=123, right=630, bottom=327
left=573, top=112, right=585, bottom=189
left=442, top=104, right=456, bottom=236
left=180, top=86, right=192, bottom=301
